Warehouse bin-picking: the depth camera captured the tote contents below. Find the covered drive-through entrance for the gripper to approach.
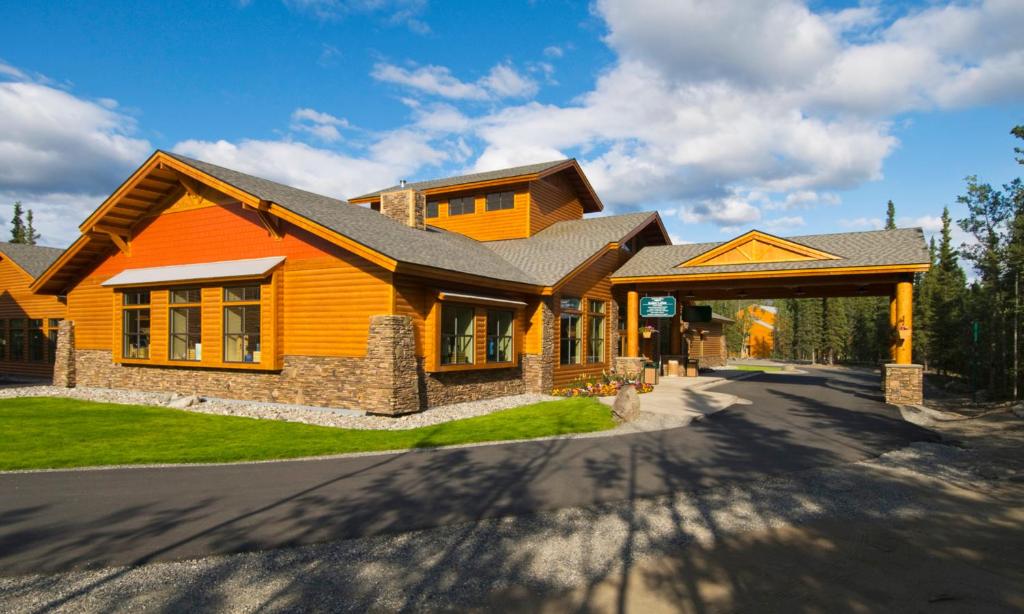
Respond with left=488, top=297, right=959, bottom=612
left=610, top=229, right=931, bottom=405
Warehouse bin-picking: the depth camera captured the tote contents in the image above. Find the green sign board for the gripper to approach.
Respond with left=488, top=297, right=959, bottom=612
left=640, top=296, right=677, bottom=318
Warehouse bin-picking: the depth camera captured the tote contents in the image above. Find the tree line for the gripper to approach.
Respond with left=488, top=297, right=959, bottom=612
left=8, top=201, right=41, bottom=245
left=734, top=126, right=1023, bottom=400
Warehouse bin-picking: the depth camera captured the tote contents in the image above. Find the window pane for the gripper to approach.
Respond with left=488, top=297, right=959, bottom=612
left=122, top=309, right=150, bottom=359
left=486, top=191, right=514, bottom=211
left=449, top=196, right=475, bottom=216
left=123, top=290, right=150, bottom=306
left=170, top=288, right=201, bottom=304
left=48, top=318, right=62, bottom=328
left=559, top=313, right=581, bottom=365
left=560, top=297, right=581, bottom=311
left=0, top=320, right=7, bottom=361
left=588, top=315, right=605, bottom=363
left=169, top=307, right=201, bottom=361
left=47, top=329, right=57, bottom=363
left=29, top=320, right=44, bottom=361
left=224, top=305, right=261, bottom=362
left=486, top=310, right=513, bottom=362
left=426, top=201, right=439, bottom=218
left=441, top=305, right=474, bottom=365
left=589, top=299, right=605, bottom=314
left=225, top=286, right=260, bottom=302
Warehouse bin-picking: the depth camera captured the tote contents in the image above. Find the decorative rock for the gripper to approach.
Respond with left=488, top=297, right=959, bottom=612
left=612, top=384, right=641, bottom=423
left=1012, top=403, right=1024, bottom=419
left=783, top=364, right=796, bottom=372
left=167, top=394, right=201, bottom=409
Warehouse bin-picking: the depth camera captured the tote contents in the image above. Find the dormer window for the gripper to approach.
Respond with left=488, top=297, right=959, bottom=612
left=448, top=196, right=475, bottom=216
left=486, top=191, right=514, bottom=211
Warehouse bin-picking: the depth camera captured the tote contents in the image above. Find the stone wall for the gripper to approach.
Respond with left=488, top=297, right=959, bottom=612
left=380, top=189, right=426, bottom=230
left=362, top=315, right=420, bottom=415
left=52, top=320, right=76, bottom=387
left=522, top=299, right=554, bottom=394
left=423, top=363, right=525, bottom=406
left=884, top=363, right=924, bottom=405
left=613, top=356, right=646, bottom=377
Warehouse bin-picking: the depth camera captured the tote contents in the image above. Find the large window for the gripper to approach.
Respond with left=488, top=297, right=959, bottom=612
left=560, top=298, right=582, bottom=365
left=587, top=300, right=606, bottom=363
left=122, top=291, right=151, bottom=359
left=426, top=200, right=440, bottom=218
left=0, top=320, right=7, bottom=360
left=486, top=310, right=514, bottom=363
left=441, top=304, right=475, bottom=365
left=485, top=191, right=515, bottom=211
left=29, top=319, right=44, bottom=361
left=47, top=319, right=61, bottom=364
left=224, top=285, right=261, bottom=363
left=448, top=196, right=475, bottom=216
left=9, top=319, right=25, bottom=361
left=169, top=288, right=202, bottom=361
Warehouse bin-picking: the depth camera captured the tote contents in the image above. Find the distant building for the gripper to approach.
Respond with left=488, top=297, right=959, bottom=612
left=737, top=304, right=776, bottom=358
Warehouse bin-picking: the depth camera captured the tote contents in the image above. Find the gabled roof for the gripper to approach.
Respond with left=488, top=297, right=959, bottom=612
left=484, top=212, right=667, bottom=287
left=349, top=158, right=603, bottom=213
left=678, top=230, right=840, bottom=267
left=0, top=242, right=65, bottom=279
left=613, top=228, right=930, bottom=280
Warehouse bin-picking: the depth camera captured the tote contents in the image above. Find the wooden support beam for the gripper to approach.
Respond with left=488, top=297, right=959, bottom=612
left=895, top=279, right=913, bottom=364
left=106, top=232, right=131, bottom=256
left=889, top=289, right=898, bottom=362
left=627, top=289, right=639, bottom=357
left=256, top=209, right=283, bottom=240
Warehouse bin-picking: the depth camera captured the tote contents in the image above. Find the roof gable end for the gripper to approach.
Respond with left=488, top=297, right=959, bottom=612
left=678, top=230, right=841, bottom=268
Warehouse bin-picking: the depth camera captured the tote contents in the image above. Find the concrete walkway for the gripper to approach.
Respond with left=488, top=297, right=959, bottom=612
left=600, top=370, right=755, bottom=432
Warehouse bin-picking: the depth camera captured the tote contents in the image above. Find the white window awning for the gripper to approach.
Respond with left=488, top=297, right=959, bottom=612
left=101, top=256, right=285, bottom=287
left=437, top=290, right=528, bottom=308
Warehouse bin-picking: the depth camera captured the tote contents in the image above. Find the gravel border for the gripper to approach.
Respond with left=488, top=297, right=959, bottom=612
left=0, top=383, right=561, bottom=431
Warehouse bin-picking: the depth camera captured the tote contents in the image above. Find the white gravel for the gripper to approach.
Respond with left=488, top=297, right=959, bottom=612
left=0, top=382, right=561, bottom=430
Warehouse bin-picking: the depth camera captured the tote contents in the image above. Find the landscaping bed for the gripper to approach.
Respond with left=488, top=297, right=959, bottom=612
left=552, top=373, right=654, bottom=398
left=0, top=396, right=615, bottom=470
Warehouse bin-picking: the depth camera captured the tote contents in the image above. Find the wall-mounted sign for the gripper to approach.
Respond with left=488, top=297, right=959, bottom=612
left=640, top=296, right=676, bottom=318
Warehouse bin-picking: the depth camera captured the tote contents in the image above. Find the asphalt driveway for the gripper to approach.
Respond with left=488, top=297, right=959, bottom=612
left=0, top=367, right=935, bottom=576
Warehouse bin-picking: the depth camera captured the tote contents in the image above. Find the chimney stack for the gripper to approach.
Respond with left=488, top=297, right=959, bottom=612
left=380, top=188, right=426, bottom=230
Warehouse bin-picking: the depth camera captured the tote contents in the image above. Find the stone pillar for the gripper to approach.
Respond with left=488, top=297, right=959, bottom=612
left=522, top=299, right=554, bottom=394
left=885, top=363, right=923, bottom=405
left=614, top=357, right=646, bottom=378
left=362, top=315, right=421, bottom=415
left=380, top=189, right=426, bottom=230
left=52, top=320, right=76, bottom=388
left=626, top=289, right=639, bottom=357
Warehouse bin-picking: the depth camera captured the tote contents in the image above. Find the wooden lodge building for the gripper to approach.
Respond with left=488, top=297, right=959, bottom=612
left=17, top=151, right=931, bottom=413
left=0, top=242, right=67, bottom=378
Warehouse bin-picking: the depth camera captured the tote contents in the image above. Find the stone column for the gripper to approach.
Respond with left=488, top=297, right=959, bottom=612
left=380, top=189, right=426, bottom=230
left=362, top=315, right=421, bottom=415
left=885, top=363, right=923, bottom=405
left=522, top=299, right=554, bottom=394
left=52, top=320, right=76, bottom=388
left=614, top=357, right=646, bottom=377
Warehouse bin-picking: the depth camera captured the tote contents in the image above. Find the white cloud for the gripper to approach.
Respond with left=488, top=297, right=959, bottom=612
left=763, top=215, right=806, bottom=233
left=372, top=61, right=537, bottom=101
left=840, top=217, right=884, bottom=231
left=543, top=46, right=564, bottom=59
left=290, top=107, right=349, bottom=142
left=680, top=194, right=762, bottom=226
left=283, top=0, right=430, bottom=33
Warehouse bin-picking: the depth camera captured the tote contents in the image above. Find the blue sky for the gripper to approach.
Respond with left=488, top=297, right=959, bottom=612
left=0, top=0, right=1021, bottom=250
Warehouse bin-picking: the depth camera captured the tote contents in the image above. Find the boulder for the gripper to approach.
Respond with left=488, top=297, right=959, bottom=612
left=612, top=384, right=641, bottom=423
left=1012, top=403, right=1024, bottom=419
left=167, top=394, right=201, bottom=409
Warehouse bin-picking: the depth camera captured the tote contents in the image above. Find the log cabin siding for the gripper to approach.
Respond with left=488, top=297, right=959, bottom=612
left=420, top=185, right=530, bottom=241
left=69, top=195, right=392, bottom=362
left=0, top=256, right=67, bottom=377
left=529, top=174, right=584, bottom=235
left=552, top=248, right=625, bottom=387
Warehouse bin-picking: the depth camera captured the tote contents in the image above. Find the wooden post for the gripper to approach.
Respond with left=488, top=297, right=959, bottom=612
left=627, top=289, right=639, bottom=357
left=889, top=289, right=898, bottom=362
left=670, top=291, right=682, bottom=355
left=896, top=279, right=913, bottom=364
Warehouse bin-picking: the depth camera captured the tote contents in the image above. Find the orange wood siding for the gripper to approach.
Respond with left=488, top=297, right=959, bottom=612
left=0, top=256, right=67, bottom=376
left=69, top=195, right=392, bottom=361
left=529, top=174, right=584, bottom=235
left=421, top=185, right=530, bottom=241
left=552, top=248, right=624, bottom=387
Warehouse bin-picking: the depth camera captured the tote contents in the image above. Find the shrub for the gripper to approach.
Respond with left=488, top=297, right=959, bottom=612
left=552, top=371, right=653, bottom=397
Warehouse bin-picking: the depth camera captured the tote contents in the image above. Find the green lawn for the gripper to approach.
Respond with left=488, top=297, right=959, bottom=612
left=0, top=396, right=615, bottom=471
left=732, top=365, right=784, bottom=372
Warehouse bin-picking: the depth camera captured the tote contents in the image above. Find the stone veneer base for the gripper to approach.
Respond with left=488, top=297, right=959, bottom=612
left=884, top=363, right=924, bottom=405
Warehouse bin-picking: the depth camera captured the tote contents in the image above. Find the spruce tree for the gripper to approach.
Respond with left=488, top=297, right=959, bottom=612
left=931, top=207, right=968, bottom=376
left=10, top=202, right=25, bottom=243
left=25, top=210, right=40, bottom=245
left=885, top=200, right=897, bottom=230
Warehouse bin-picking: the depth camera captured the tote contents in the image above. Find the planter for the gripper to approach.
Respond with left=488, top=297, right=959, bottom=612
left=641, top=329, right=653, bottom=339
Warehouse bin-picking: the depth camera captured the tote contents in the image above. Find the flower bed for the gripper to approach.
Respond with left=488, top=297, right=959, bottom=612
left=552, top=373, right=654, bottom=397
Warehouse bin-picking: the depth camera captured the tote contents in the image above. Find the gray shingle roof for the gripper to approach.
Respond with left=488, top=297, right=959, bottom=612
left=166, top=152, right=539, bottom=285
left=484, top=212, right=659, bottom=286
left=612, top=228, right=930, bottom=279
left=0, top=242, right=65, bottom=279
left=351, top=159, right=571, bottom=201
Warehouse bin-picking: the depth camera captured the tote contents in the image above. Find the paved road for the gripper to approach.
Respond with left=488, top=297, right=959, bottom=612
left=0, top=368, right=935, bottom=576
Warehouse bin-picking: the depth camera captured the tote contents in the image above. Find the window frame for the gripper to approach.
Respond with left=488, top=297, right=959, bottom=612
left=426, top=200, right=440, bottom=218
left=440, top=303, right=476, bottom=366
left=486, top=310, right=514, bottom=363
left=559, top=297, right=583, bottom=366
left=46, top=319, right=61, bottom=364
left=587, top=299, right=606, bottom=364
left=121, top=295, right=151, bottom=360
left=28, top=319, right=44, bottom=362
left=485, top=191, right=515, bottom=212
left=223, top=285, right=261, bottom=364
left=447, top=196, right=476, bottom=216
left=0, top=319, right=7, bottom=361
